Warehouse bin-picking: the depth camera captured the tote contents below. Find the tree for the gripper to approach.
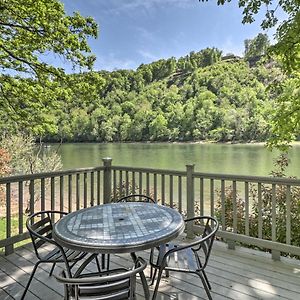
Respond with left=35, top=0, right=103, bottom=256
left=244, top=33, right=270, bottom=62
left=0, top=0, right=97, bottom=77
left=0, top=0, right=98, bottom=132
left=200, top=0, right=300, bottom=148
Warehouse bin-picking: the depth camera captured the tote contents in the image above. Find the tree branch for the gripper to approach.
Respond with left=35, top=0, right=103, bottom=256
left=0, top=21, right=45, bottom=35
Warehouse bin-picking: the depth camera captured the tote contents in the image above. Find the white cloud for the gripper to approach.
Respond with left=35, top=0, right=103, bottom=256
left=137, top=49, right=159, bottom=61
left=219, top=37, right=244, bottom=56
left=105, top=0, right=194, bottom=15
left=135, top=27, right=156, bottom=43
left=94, top=53, right=137, bottom=71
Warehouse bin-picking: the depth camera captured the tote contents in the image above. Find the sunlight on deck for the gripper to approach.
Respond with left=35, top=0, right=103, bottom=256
left=1, top=240, right=300, bottom=299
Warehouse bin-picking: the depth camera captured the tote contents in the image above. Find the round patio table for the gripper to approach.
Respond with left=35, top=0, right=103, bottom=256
left=53, top=202, right=185, bottom=299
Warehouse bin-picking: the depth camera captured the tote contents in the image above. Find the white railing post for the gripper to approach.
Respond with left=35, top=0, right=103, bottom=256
left=186, top=164, right=195, bottom=239
left=102, top=158, right=112, bottom=204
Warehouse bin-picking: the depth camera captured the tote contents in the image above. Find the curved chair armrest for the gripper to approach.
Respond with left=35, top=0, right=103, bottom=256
left=116, top=194, right=156, bottom=203
left=26, top=210, right=68, bottom=245
left=184, top=215, right=218, bottom=226
left=159, top=217, right=219, bottom=267
left=184, top=216, right=219, bottom=236
left=26, top=210, right=71, bottom=257
left=55, top=257, right=147, bottom=284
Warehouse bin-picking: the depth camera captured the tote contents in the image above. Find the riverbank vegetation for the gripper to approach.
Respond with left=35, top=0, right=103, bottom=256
left=2, top=43, right=283, bottom=143
left=0, top=0, right=299, bottom=148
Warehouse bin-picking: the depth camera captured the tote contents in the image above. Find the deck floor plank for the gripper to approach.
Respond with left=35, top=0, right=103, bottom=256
left=1, top=240, right=300, bottom=300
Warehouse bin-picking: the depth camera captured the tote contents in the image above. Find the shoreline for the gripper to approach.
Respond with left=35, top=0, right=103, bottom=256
left=43, top=140, right=300, bottom=147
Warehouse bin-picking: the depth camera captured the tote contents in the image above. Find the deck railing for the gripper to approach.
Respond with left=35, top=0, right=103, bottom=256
left=1, top=157, right=300, bottom=260
left=0, top=166, right=105, bottom=255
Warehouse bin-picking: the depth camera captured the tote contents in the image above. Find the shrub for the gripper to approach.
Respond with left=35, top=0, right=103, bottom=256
left=215, top=152, right=300, bottom=255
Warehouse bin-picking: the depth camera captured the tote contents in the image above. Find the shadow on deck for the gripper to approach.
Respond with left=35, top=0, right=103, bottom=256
left=1, top=238, right=300, bottom=300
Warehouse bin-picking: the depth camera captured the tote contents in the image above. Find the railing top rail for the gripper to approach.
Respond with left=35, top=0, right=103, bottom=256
left=1, top=163, right=299, bottom=185
left=194, top=171, right=300, bottom=185
left=0, top=166, right=104, bottom=184
left=111, top=166, right=186, bottom=176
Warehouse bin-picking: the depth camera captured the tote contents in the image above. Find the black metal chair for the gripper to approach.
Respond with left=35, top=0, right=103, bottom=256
left=150, top=216, right=219, bottom=300
left=55, top=256, right=147, bottom=300
left=21, top=210, right=102, bottom=300
left=116, top=194, right=156, bottom=203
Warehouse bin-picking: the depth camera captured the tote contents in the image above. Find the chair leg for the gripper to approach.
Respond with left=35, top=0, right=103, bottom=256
left=196, top=271, right=213, bottom=300
left=165, top=270, right=169, bottom=278
left=106, top=254, right=110, bottom=270
left=21, top=262, right=40, bottom=300
left=150, top=268, right=157, bottom=286
left=49, top=262, right=56, bottom=276
left=201, top=269, right=211, bottom=290
left=151, top=268, right=164, bottom=300
left=95, top=255, right=101, bottom=273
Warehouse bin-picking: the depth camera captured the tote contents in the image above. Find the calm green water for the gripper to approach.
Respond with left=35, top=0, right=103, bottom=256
left=55, top=143, right=300, bottom=177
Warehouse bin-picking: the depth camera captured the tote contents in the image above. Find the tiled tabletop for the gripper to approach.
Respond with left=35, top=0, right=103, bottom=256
left=53, top=202, right=184, bottom=253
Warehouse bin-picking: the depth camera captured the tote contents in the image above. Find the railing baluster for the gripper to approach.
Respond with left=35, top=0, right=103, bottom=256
left=6, top=182, right=13, bottom=255
left=41, top=178, right=45, bottom=212
left=84, top=172, right=87, bottom=208
left=113, top=170, right=117, bottom=200
left=232, top=181, right=237, bottom=233
left=68, top=174, right=72, bottom=212
left=97, top=171, right=100, bottom=205
left=29, top=180, right=35, bottom=219
left=178, top=176, right=182, bottom=213
left=119, top=170, right=123, bottom=197
left=210, top=179, right=214, bottom=217
left=146, top=173, right=150, bottom=196
left=221, top=180, right=225, bottom=230
left=18, top=181, right=23, bottom=234
left=51, top=177, right=55, bottom=222
left=132, top=172, right=136, bottom=194
left=90, top=172, right=94, bottom=206
left=125, top=171, right=129, bottom=195
left=139, top=172, right=142, bottom=194
left=286, top=185, right=291, bottom=245
left=154, top=173, right=157, bottom=202
left=169, top=175, right=173, bottom=208
left=271, top=184, right=276, bottom=242
left=186, top=164, right=194, bottom=238
left=60, top=176, right=64, bottom=212
left=245, top=182, right=249, bottom=236
left=161, top=174, right=165, bottom=205
left=258, top=182, right=262, bottom=239
left=76, top=173, right=80, bottom=210
left=271, top=184, right=280, bottom=260
left=200, top=178, right=204, bottom=216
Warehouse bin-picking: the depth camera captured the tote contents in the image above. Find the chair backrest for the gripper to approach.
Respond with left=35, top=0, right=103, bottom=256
left=188, top=216, right=219, bottom=270
left=116, top=194, right=156, bottom=203
left=55, top=257, right=147, bottom=300
left=26, top=210, right=66, bottom=259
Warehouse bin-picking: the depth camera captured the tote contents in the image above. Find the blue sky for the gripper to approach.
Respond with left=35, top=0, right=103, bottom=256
left=60, top=0, right=275, bottom=72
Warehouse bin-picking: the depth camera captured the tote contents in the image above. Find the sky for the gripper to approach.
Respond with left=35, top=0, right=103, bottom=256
left=59, top=0, right=276, bottom=72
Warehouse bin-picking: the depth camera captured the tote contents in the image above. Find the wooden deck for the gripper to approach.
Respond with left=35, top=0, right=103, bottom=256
left=1, top=238, right=300, bottom=300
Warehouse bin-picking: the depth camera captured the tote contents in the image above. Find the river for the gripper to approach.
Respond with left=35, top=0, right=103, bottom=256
left=54, top=142, right=300, bottom=177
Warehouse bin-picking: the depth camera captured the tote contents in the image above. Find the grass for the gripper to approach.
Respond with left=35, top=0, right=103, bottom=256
left=0, top=216, right=30, bottom=255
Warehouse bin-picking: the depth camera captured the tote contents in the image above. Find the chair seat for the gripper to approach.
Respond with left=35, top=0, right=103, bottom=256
left=43, top=246, right=87, bottom=262
left=76, top=290, right=129, bottom=300
left=70, top=271, right=131, bottom=300
left=55, top=258, right=147, bottom=300
left=150, top=216, right=219, bottom=300
left=153, top=243, right=198, bottom=272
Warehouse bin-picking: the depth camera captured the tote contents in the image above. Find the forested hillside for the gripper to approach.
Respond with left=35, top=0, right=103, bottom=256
left=1, top=47, right=282, bottom=143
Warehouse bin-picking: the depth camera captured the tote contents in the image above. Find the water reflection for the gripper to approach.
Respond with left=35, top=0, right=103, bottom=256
left=55, top=142, right=300, bottom=177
